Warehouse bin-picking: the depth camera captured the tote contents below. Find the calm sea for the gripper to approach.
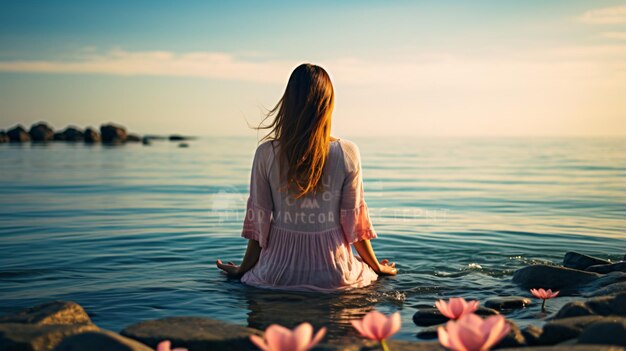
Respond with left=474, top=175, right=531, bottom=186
left=0, top=136, right=624, bottom=341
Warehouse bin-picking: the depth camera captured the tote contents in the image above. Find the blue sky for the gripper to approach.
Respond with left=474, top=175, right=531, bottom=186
left=1, top=1, right=625, bottom=136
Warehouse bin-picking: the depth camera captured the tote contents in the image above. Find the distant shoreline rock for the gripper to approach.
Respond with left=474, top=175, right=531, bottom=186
left=0, top=122, right=193, bottom=146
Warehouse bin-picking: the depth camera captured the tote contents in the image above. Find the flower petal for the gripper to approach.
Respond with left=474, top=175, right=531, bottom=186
left=156, top=341, right=170, bottom=351
left=436, top=300, right=453, bottom=319
left=307, top=327, right=326, bottom=350
left=381, top=312, right=401, bottom=339
left=249, top=335, right=269, bottom=351
left=293, top=323, right=313, bottom=351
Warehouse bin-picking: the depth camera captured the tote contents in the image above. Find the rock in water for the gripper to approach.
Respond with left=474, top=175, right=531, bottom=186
left=0, top=301, right=98, bottom=351
left=512, top=264, right=600, bottom=290
left=54, top=127, right=84, bottom=142
left=29, top=122, right=55, bottom=142
left=0, top=130, right=8, bottom=143
left=169, top=134, right=186, bottom=141
left=53, top=330, right=153, bottom=351
left=412, top=308, right=449, bottom=326
left=126, top=134, right=141, bottom=142
left=587, top=262, right=626, bottom=274
left=100, top=123, right=127, bottom=143
left=564, top=252, right=610, bottom=270
left=120, top=316, right=262, bottom=351
left=484, top=296, right=531, bottom=310
left=7, top=125, right=31, bottom=142
left=84, top=127, right=101, bottom=143
left=0, top=301, right=92, bottom=325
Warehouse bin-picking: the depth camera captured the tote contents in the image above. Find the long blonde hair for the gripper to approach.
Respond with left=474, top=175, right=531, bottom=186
left=257, top=63, right=335, bottom=198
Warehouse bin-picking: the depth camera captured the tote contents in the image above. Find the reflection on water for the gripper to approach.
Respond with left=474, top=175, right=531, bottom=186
left=0, top=136, right=624, bottom=341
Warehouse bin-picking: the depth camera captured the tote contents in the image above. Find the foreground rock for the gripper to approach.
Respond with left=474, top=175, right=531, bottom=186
left=555, top=293, right=626, bottom=319
left=7, top=125, right=31, bottom=142
left=121, top=316, right=262, bottom=351
left=539, top=315, right=608, bottom=345
left=578, top=317, right=626, bottom=347
left=100, top=123, right=127, bottom=143
left=0, top=301, right=98, bottom=351
left=0, top=301, right=92, bottom=325
left=0, top=323, right=99, bottom=351
left=53, top=330, right=152, bottom=351
left=564, top=252, right=611, bottom=271
left=29, top=122, right=55, bottom=142
left=512, top=264, right=600, bottom=290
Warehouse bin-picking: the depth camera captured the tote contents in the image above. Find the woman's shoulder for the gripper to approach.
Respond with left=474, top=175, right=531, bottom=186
left=334, top=138, right=361, bottom=171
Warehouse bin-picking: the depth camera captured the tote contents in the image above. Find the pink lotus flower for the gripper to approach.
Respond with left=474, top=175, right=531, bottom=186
left=438, top=314, right=510, bottom=351
left=351, top=311, right=401, bottom=351
left=156, top=340, right=187, bottom=351
left=249, top=322, right=326, bottom=351
left=530, top=288, right=559, bottom=312
left=435, top=297, right=480, bottom=320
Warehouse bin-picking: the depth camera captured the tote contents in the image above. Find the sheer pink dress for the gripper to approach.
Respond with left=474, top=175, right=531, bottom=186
left=240, top=138, right=379, bottom=292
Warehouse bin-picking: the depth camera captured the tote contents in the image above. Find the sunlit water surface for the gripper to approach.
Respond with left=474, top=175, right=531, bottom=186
left=0, top=137, right=624, bottom=342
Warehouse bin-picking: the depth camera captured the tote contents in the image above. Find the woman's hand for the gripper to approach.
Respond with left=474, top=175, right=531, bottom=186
left=216, top=259, right=242, bottom=278
left=377, top=259, right=398, bottom=276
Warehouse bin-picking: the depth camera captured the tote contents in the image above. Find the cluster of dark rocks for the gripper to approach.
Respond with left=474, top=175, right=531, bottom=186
left=1, top=251, right=624, bottom=351
left=411, top=251, right=626, bottom=350
left=0, top=122, right=192, bottom=146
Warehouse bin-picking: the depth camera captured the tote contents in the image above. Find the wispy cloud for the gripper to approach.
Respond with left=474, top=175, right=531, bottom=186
left=579, top=5, right=626, bottom=24
left=1, top=46, right=625, bottom=89
left=602, top=31, right=626, bottom=40
left=0, top=49, right=290, bottom=84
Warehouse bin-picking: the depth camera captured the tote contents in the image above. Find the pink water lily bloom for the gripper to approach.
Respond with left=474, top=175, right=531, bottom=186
left=351, top=310, right=401, bottom=341
left=530, top=288, right=559, bottom=300
left=530, top=288, right=560, bottom=312
left=438, top=314, right=510, bottom=351
left=156, top=340, right=187, bottom=351
left=249, top=322, right=326, bottom=351
left=435, top=297, right=480, bottom=320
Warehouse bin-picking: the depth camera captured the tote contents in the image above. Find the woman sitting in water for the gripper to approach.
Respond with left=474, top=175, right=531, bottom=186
left=216, top=63, right=397, bottom=291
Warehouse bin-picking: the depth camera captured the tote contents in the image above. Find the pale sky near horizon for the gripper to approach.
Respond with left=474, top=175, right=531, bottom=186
left=0, top=1, right=625, bottom=137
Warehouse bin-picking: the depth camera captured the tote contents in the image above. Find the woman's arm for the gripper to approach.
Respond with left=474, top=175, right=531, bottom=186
left=216, top=239, right=262, bottom=277
left=353, top=239, right=397, bottom=275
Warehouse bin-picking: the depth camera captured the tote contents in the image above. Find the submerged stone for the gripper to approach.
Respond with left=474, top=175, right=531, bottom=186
left=484, top=296, right=532, bottom=310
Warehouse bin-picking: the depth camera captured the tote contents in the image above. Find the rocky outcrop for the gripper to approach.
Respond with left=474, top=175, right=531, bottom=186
left=120, top=316, right=262, bottom=351
left=29, top=122, right=55, bottom=142
left=564, top=252, right=611, bottom=271
left=0, top=130, right=8, bottom=143
left=53, top=127, right=84, bottom=142
left=83, top=128, right=100, bottom=143
left=7, top=125, right=31, bottom=142
left=100, top=124, right=127, bottom=143
left=53, top=330, right=153, bottom=351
